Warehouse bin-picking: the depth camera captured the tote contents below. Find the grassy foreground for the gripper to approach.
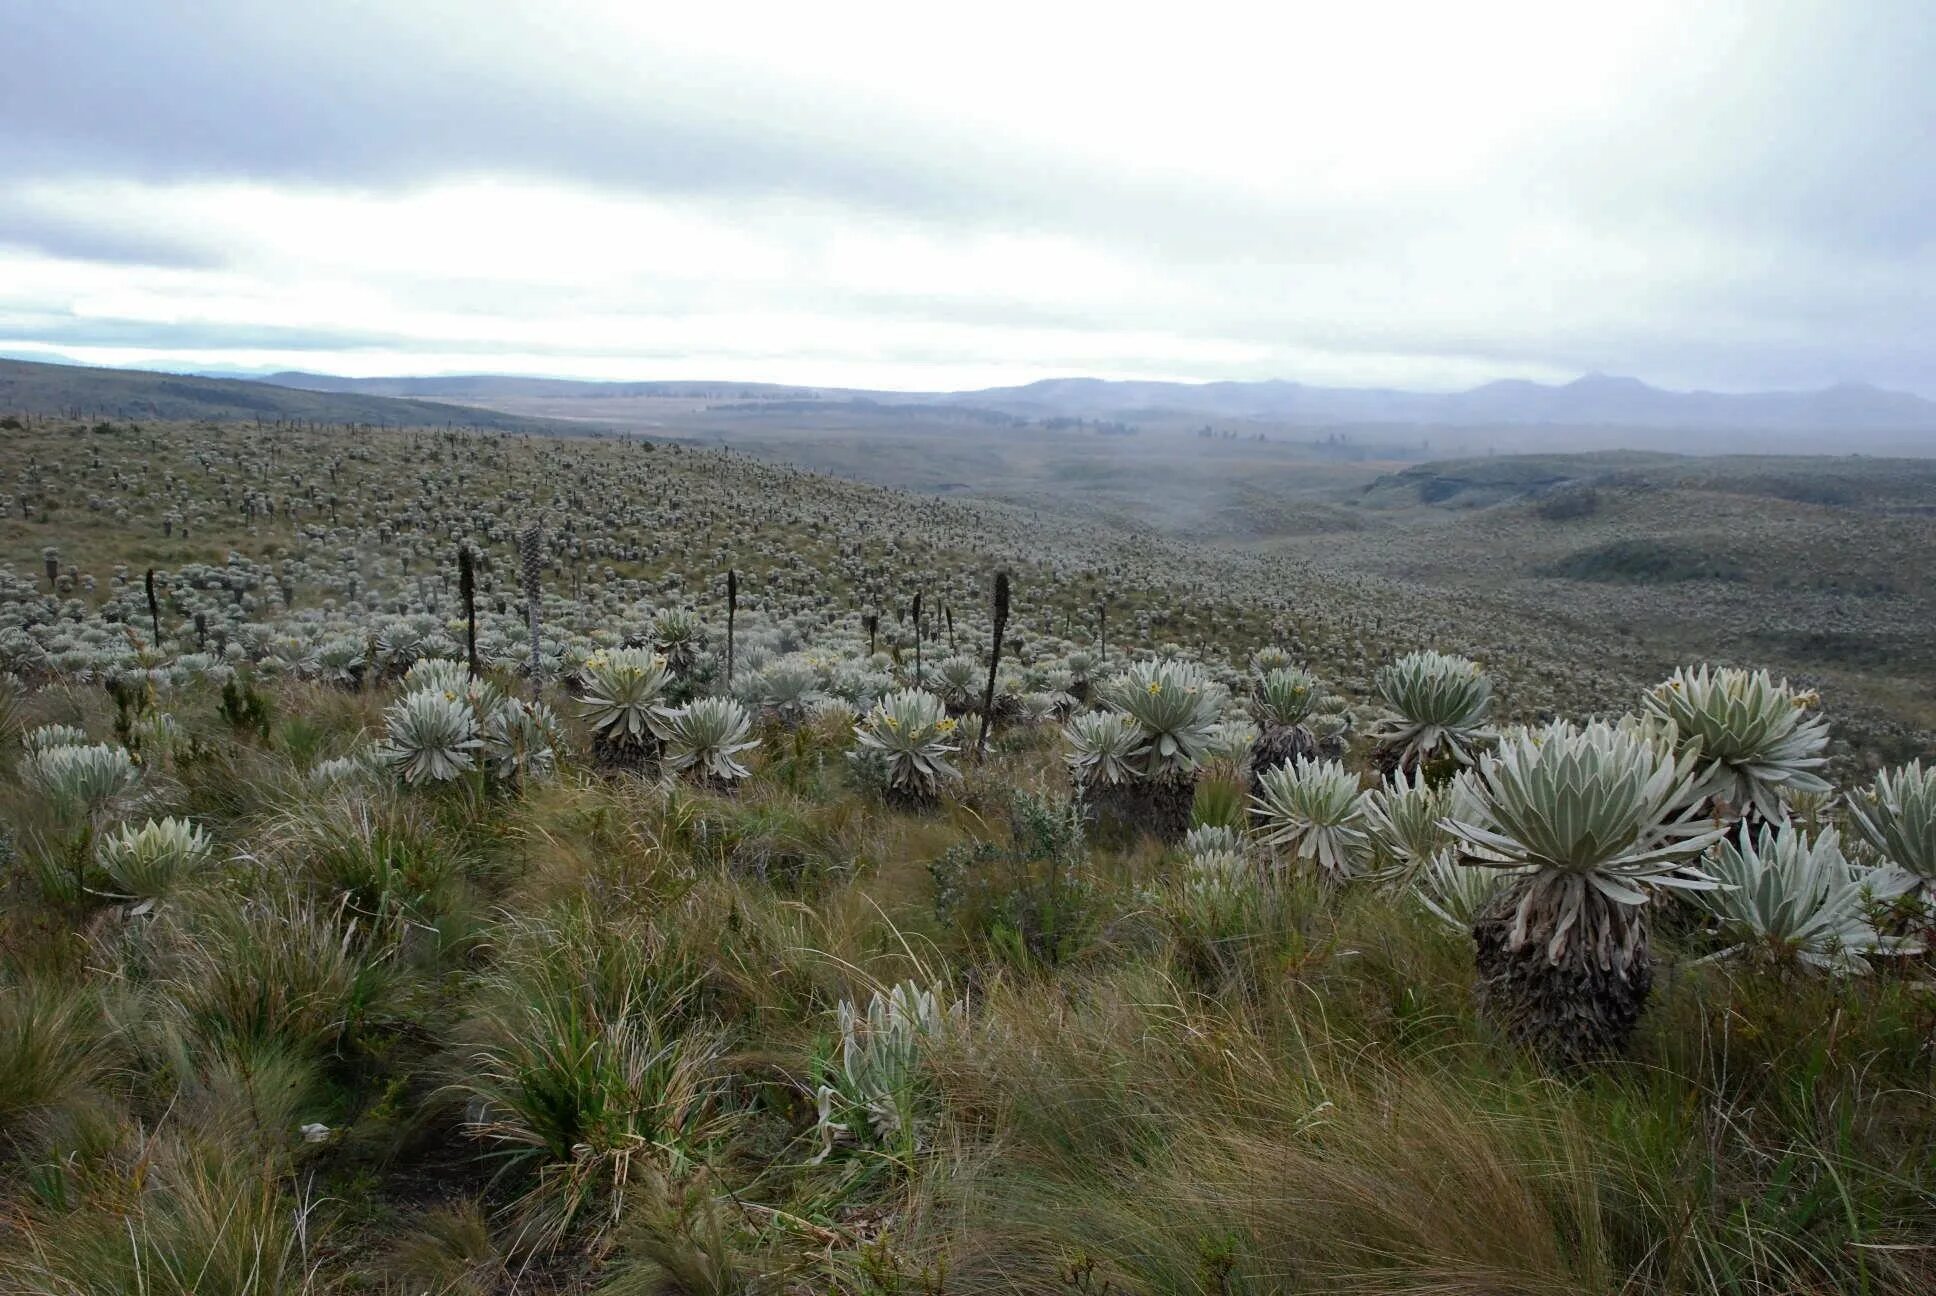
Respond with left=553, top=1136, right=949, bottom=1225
left=1, top=675, right=1932, bottom=1296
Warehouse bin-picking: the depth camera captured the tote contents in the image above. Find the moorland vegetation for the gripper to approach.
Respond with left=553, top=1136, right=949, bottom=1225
left=1, top=418, right=1933, bottom=1294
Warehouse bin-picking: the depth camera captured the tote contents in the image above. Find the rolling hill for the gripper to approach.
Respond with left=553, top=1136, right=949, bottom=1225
left=0, top=358, right=580, bottom=433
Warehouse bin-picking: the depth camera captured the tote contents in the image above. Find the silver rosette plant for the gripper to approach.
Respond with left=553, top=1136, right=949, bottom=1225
left=1445, top=718, right=1724, bottom=1065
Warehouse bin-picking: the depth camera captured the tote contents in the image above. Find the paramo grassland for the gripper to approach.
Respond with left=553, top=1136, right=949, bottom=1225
left=0, top=416, right=1933, bottom=1295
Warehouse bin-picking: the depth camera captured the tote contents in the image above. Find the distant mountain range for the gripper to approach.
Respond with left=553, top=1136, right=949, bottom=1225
left=927, top=374, right=1936, bottom=431
left=250, top=368, right=1936, bottom=432
left=3, top=356, right=1933, bottom=439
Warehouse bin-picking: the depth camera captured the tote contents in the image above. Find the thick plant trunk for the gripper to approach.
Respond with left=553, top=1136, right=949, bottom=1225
left=1078, top=779, right=1139, bottom=837
left=988, top=690, right=1023, bottom=728
left=689, top=770, right=742, bottom=797
left=1373, top=741, right=1466, bottom=788
left=1370, top=739, right=1416, bottom=781
left=1130, top=772, right=1198, bottom=845
left=1079, top=771, right=1195, bottom=845
left=1473, top=877, right=1653, bottom=1068
left=592, top=730, right=661, bottom=773
left=1247, top=723, right=1317, bottom=781
left=883, top=782, right=940, bottom=813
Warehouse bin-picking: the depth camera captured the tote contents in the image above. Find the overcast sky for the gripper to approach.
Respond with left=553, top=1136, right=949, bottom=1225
left=2, top=0, right=1932, bottom=393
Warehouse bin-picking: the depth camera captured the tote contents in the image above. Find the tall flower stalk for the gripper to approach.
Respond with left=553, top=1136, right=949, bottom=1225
left=519, top=523, right=543, bottom=685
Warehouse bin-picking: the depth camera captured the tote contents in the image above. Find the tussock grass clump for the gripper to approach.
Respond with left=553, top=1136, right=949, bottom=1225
left=0, top=980, right=117, bottom=1155
left=3, top=1132, right=333, bottom=1296
left=264, top=790, right=486, bottom=963
left=158, top=889, right=401, bottom=1063
left=444, top=902, right=732, bottom=1250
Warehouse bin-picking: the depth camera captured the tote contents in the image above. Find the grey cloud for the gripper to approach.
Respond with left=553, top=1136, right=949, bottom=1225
left=1518, top=1, right=1936, bottom=257
left=3, top=0, right=1935, bottom=393
left=0, top=4, right=1024, bottom=219
left=0, top=313, right=421, bottom=355
left=0, top=204, right=230, bottom=270
left=9, top=1, right=1928, bottom=259
left=0, top=3, right=1574, bottom=266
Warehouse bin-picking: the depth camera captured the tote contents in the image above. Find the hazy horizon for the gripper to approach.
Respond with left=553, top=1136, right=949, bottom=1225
left=4, top=1, right=1934, bottom=395
left=9, top=348, right=1936, bottom=405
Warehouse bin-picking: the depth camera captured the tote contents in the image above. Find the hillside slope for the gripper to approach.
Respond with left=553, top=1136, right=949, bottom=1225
left=0, top=359, right=581, bottom=432
left=4, top=417, right=1934, bottom=1296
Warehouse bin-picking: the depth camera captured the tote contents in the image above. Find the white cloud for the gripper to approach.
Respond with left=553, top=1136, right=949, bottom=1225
left=2, top=0, right=1931, bottom=392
